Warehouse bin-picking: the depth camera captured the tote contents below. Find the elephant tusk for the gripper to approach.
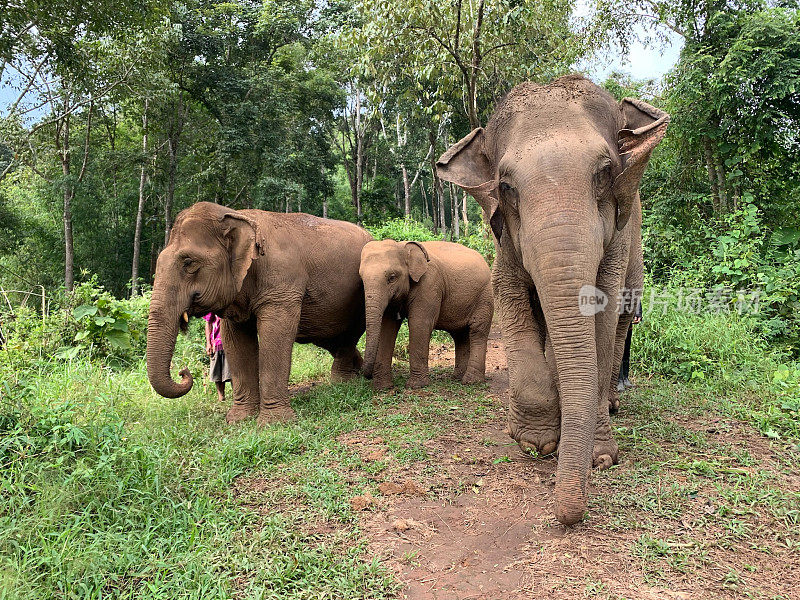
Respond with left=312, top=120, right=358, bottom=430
left=183, top=312, right=189, bottom=323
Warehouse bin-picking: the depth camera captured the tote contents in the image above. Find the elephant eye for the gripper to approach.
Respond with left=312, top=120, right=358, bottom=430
left=182, top=257, right=199, bottom=274
left=499, top=181, right=513, bottom=193
left=387, top=272, right=398, bottom=283
left=595, top=163, right=613, bottom=193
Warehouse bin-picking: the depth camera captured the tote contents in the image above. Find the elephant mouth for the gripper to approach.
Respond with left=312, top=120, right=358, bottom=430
left=177, top=305, right=215, bottom=334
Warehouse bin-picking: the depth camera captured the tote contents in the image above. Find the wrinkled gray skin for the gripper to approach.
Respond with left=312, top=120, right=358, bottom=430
left=146, top=202, right=372, bottom=426
left=437, top=75, right=669, bottom=525
left=360, top=240, right=493, bottom=389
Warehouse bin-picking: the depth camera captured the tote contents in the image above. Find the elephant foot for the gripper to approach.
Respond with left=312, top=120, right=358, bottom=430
left=406, top=375, right=430, bottom=389
left=608, top=387, right=621, bottom=414
left=372, top=376, right=393, bottom=391
left=592, top=438, right=619, bottom=470
left=331, top=369, right=358, bottom=383
left=256, top=405, right=296, bottom=427
left=226, top=404, right=259, bottom=424
left=453, top=368, right=466, bottom=381
left=461, top=369, right=485, bottom=385
left=508, top=417, right=560, bottom=457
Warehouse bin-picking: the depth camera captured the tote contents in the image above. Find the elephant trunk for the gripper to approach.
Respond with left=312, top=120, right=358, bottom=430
left=362, top=287, right=390, bottom=379
left=522, top=221, right=602, bottom=526
left=146, top=284, right=193, bottom=398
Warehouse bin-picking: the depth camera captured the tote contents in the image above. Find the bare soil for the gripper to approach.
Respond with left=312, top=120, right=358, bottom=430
left=353, top=328, right=800, bottom=600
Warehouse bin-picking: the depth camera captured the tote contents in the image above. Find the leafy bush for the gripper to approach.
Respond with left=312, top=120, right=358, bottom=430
left=2, top=276, right=149, bottom=365
left=367, top=217, right=495, bottom=263
left=367, top=216, right=443, bottom=242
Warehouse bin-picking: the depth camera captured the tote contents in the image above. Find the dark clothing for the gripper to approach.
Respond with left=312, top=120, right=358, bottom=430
left=209, top=348, right=231, bottom=383
left=620, top=323, right=633, bottom=382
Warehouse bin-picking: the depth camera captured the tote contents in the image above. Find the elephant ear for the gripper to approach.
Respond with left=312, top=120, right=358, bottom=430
left=219, top=211, right=262, bottom=294
left=404, top=241, right=429, bottom=283
left=614, top=98, right=670, bottom=231
left=436, top=128, right=503, bottom=243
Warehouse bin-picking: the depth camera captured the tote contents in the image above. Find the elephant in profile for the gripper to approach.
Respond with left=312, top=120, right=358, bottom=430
left=146, top=202, right=372, bottom=426
left=437, top=75, right=668, bottom=525
left=359, top=239, right=493, bottom=390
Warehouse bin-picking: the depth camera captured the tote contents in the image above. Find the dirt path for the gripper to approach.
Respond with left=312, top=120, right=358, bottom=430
left=352, top=327, right=799, bottom=600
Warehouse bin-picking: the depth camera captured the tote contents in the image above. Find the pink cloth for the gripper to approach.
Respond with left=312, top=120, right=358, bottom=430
left=203, top=313, right=223, bottom=351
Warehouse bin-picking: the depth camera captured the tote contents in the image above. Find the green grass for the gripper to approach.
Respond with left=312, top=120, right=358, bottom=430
left=0, top=348, right=398, bottom=599
left=1, top=304, right=800, bottom=598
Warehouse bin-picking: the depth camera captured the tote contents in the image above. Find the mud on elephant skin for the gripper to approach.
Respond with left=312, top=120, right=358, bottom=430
left=359, top=239, right=494, bottom=390
left=146, top=201, right=372, bottom=426
left=437, top=75, right=668, bottom=525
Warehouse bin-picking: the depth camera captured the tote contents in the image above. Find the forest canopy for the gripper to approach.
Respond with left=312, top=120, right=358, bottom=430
left=1, top=0, right=799, bottom=346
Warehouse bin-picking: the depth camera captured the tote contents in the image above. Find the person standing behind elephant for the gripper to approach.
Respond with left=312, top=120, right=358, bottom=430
left=617, top=298, right=642, bottom=393
left=204, top=312, right=230, bottom=402
left=146, top=202, right=372, bottom=427
left=437, top=75, right=668, bottom=525
left=359, top=239, right=493, bottom=390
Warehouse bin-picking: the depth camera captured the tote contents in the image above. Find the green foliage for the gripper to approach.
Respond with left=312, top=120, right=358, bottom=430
left=367, top=216, right=442, bottom=242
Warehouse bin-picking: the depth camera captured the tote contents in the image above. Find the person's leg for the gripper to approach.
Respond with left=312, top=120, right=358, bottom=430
left=619, top=323, right=632, bottom=389
left=215, top=381, right=226, bottom=402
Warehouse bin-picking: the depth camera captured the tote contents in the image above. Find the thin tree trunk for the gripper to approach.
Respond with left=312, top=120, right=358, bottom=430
left=420, top=177, right=429, bottom=222
left=451, top=182, right=460, bottom=238
left=323, top=198, right=328, bottom=219
left=715, top=153, right=728, bottom=213
left=131, top=98, right=148, bottom=297
left=703, top=137, right=721, bottom=213
left=402, top=163, right=411, bottom=216
left=164, top=93, right=184, bottom=246
left=355, top=131, right=364, bottom=223
left=461, top=190, right=469, bottom=236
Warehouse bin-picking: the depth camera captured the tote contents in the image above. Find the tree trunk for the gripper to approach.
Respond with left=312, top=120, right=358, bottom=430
left=451, top=183, right=460, bottom=238
left=355, top=131, right=364, bottom=224
left=323, top=198, right=328, bottom=219
left=461, top=190, right=469, bottom=236
left=703, top=137, right=720, bottom=213
left=715, top=153, right=728, bottom=213
left=164, top=93, right=184, bottom=246
left=402, top=163, right=411, bottom=216
left=420, top=177, right=429, bottom=222
left=55, top=104, right=75, bottom=292
left=131, top=99, right=148, bottom=297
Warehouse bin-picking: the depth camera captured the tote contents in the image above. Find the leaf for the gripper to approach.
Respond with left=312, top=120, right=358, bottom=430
left=105, top=330, right=131, bottom=350
left=55, top=346, right=82, bottom=360
left=770, top=228, right=800, bottom=247
left=73, top=305, right=98, bottom=320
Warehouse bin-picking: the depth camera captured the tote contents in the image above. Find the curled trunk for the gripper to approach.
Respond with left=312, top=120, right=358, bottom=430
left=146, top=297, right=193, bottom=398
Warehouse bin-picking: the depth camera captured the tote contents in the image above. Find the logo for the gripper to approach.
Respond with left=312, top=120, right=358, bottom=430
left=578, top=285, right=608, bottom=316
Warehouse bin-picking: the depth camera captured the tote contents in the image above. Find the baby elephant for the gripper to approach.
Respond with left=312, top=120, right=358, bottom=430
left=360, top=239, right=494, bottom=389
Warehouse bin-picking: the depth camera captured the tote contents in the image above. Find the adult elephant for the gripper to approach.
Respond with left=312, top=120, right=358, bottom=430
left=146, top=202, right=372, bottom=426
left=436, top=75, right=668, bottom=525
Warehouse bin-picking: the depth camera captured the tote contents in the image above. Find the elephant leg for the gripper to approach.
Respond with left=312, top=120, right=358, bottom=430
left=371, top=316, right=401, bottom=390
left=222, top=318, right=260, bottom=424
left=330, top=343, right=363, bottom=382
left=609, top=312, right=634, bottom=413
left=406, top=312, right=436, bottom=389
left=592, top=252, right=631, bottom=469
left=452, top=330, right=470, bottom=381
left=496, top=268, right=560, bottom=455
left=462, top=298, right=492, bottom=384
left=255, top=302, right=302, bottom=426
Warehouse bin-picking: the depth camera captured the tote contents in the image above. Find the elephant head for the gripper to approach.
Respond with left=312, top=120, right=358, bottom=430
left=359, top=239, right=429, bottom=377
left=436, top=76, right=668, bottom=525
left=146, top=202, right=262, bottom=398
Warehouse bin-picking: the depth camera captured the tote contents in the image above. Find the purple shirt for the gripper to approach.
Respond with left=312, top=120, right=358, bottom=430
left=203, top=313, right=223, bottom=351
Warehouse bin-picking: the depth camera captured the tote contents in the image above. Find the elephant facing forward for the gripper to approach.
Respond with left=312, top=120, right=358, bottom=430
left=360, top=239, right=493, bottom=390
left=146, top=202, right=372, bottom=426
left=437, top=75, right=668, bottom=525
